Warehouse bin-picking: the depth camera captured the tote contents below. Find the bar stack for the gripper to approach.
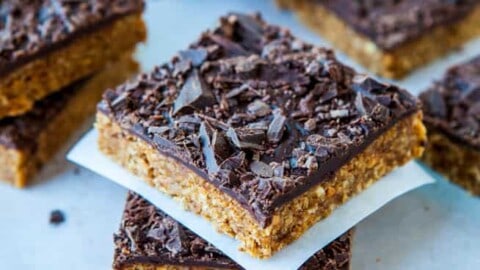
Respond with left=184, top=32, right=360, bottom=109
left=0, top=0, right=146, bottom=187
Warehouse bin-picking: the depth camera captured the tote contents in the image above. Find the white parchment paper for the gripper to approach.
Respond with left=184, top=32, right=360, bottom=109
left=67, top=130, right=434, bottom=270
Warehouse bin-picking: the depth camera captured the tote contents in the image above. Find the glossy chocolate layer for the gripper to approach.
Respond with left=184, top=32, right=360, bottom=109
left=317, top=0, right=478, bottom=50
left=0, top=0, right=143, bottom=76
left=114, top=192, right=352, bottom=270
left=99, top=13, right=419, bottom=226
left=420, top=56, right=480, bottom=151
left=0, top=76, right=89, bottom=152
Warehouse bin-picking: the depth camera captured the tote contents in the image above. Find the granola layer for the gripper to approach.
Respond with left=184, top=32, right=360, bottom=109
left=114, top=192, right=353, bottom=270
left=0, top=55, right=137, bottom=187
left=0, top=0, right=145, bottom=118
left=279, top=0, right=480, bottom=78
left=422, top=128, right=480, bottom=195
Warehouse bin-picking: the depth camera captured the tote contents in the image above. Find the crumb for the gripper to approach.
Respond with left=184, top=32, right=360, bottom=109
left=376, top=258, right=381, bottom=263
left=424, top=205, right=430, bottom=211
left=73, top=166, right=81, bottom=175
left=49, top=210, right=65, bottom=225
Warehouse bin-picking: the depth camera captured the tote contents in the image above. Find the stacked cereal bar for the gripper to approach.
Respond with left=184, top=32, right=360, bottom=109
left=97, top=13, right=426, bottom=258
left=420, top=56, right=480, bottom=195
left=278, top=0, right=480, bottom=79
left=0, top=0, right=146, bottom=187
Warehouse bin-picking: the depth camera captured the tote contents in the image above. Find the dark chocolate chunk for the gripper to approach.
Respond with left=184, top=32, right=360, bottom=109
left=173, top=70, right=216, bottom=115
left=49, top=210, right=65, bottom=225
left=199, top=122, right=220, bottom=174
left=99, top=13, right=420, bottom=227
left=250, top=161, right=274, bottom=178
left=226, top=127, right=265, bottom=150
left=267, top=112, right=287, bottom=143
left=247, top=99, right=271, bottom=117
left=178, top=49, right=208, bottom=67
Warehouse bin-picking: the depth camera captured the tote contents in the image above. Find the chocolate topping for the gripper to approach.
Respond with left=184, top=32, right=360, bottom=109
left=0, top=76, right=89, bottom=152
left=99, top=13, right=419, bottom=227
left=114, top=192, right=352, bottom=270
left=0, top=0, right=144, bottom=76
left=420, top=56, right=480, bottom=150
left=317, top=0, right=479, bottom=50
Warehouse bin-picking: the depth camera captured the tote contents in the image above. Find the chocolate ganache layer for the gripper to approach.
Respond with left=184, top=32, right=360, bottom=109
left=99, top=13, right=420, bottom=226
left=420, top=56, right=480, bottom=151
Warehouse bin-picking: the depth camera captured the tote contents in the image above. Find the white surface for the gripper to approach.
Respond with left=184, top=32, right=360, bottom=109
left=67, top=131, right=433, bottom=270
left=1, top=0, right=480, bottom=269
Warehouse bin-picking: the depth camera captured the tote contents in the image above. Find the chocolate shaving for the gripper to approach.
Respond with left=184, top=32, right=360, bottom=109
left=267, top=112, right=286, bottom=143
left=199, top=122, right=220, bottom=175
left=179, top=49, right=208, bottom=67
left=173, top=70, right=216, bottom=115
left=226, top=127, right=265, bottom=150
left=250, top=161, right=274, bottom=178
left=247, top=99, right=271, bottom=117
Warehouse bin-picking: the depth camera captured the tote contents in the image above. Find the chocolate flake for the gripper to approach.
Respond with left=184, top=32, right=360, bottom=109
left=247, top=99, right=271, bottom=117
left=173, top=70, right=215, bottom=115
left=226, top=127, right=265, bottom=150
left=179, top=49, right=208, bottom=67
left=199, top=122, right=220, bottom=174
left=250, top=161, right=274, bottom=178
left=267, top=112, right=286, bottom=143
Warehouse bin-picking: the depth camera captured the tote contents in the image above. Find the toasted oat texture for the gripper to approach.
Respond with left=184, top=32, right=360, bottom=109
left=98, top=111, right=425, bottom=258
left=278, top=0, right=480, bottom=79
left=422, top=129, right=480, bottom=195
left=0, top=56, right=138, bottom=188
left=0, top=13, right=146, bottom=119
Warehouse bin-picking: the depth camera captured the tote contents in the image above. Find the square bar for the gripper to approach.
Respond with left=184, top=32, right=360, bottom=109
left=277, top=0, right=480, bottom=79
left=420, top=56, right=480, bottom=195
left=97, top=13, right=426, bottom=258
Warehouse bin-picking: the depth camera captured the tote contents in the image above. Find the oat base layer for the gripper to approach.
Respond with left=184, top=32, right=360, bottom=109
left=97, top=111, right=425, bottom=258
left=422, top=129, right=480, bottom=195
left=278, top=0, right=480, bottom=79
left=0, top=13, right=146, bottom=119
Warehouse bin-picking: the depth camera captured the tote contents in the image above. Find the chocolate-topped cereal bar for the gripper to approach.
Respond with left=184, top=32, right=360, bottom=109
left=97, top=13, right=426, bottom=258
left=0, top=56, right=137, bottom=187
left=277, top=0, right=480, bottom=79
left=420, top=56, right=480, bottom=195
left=0, top=0, right=146, bottom=119
left=114, top=192, right=353, bottom=270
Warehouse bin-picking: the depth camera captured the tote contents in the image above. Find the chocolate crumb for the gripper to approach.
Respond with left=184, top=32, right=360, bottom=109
left=49, top=210, right=65, bottom=225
